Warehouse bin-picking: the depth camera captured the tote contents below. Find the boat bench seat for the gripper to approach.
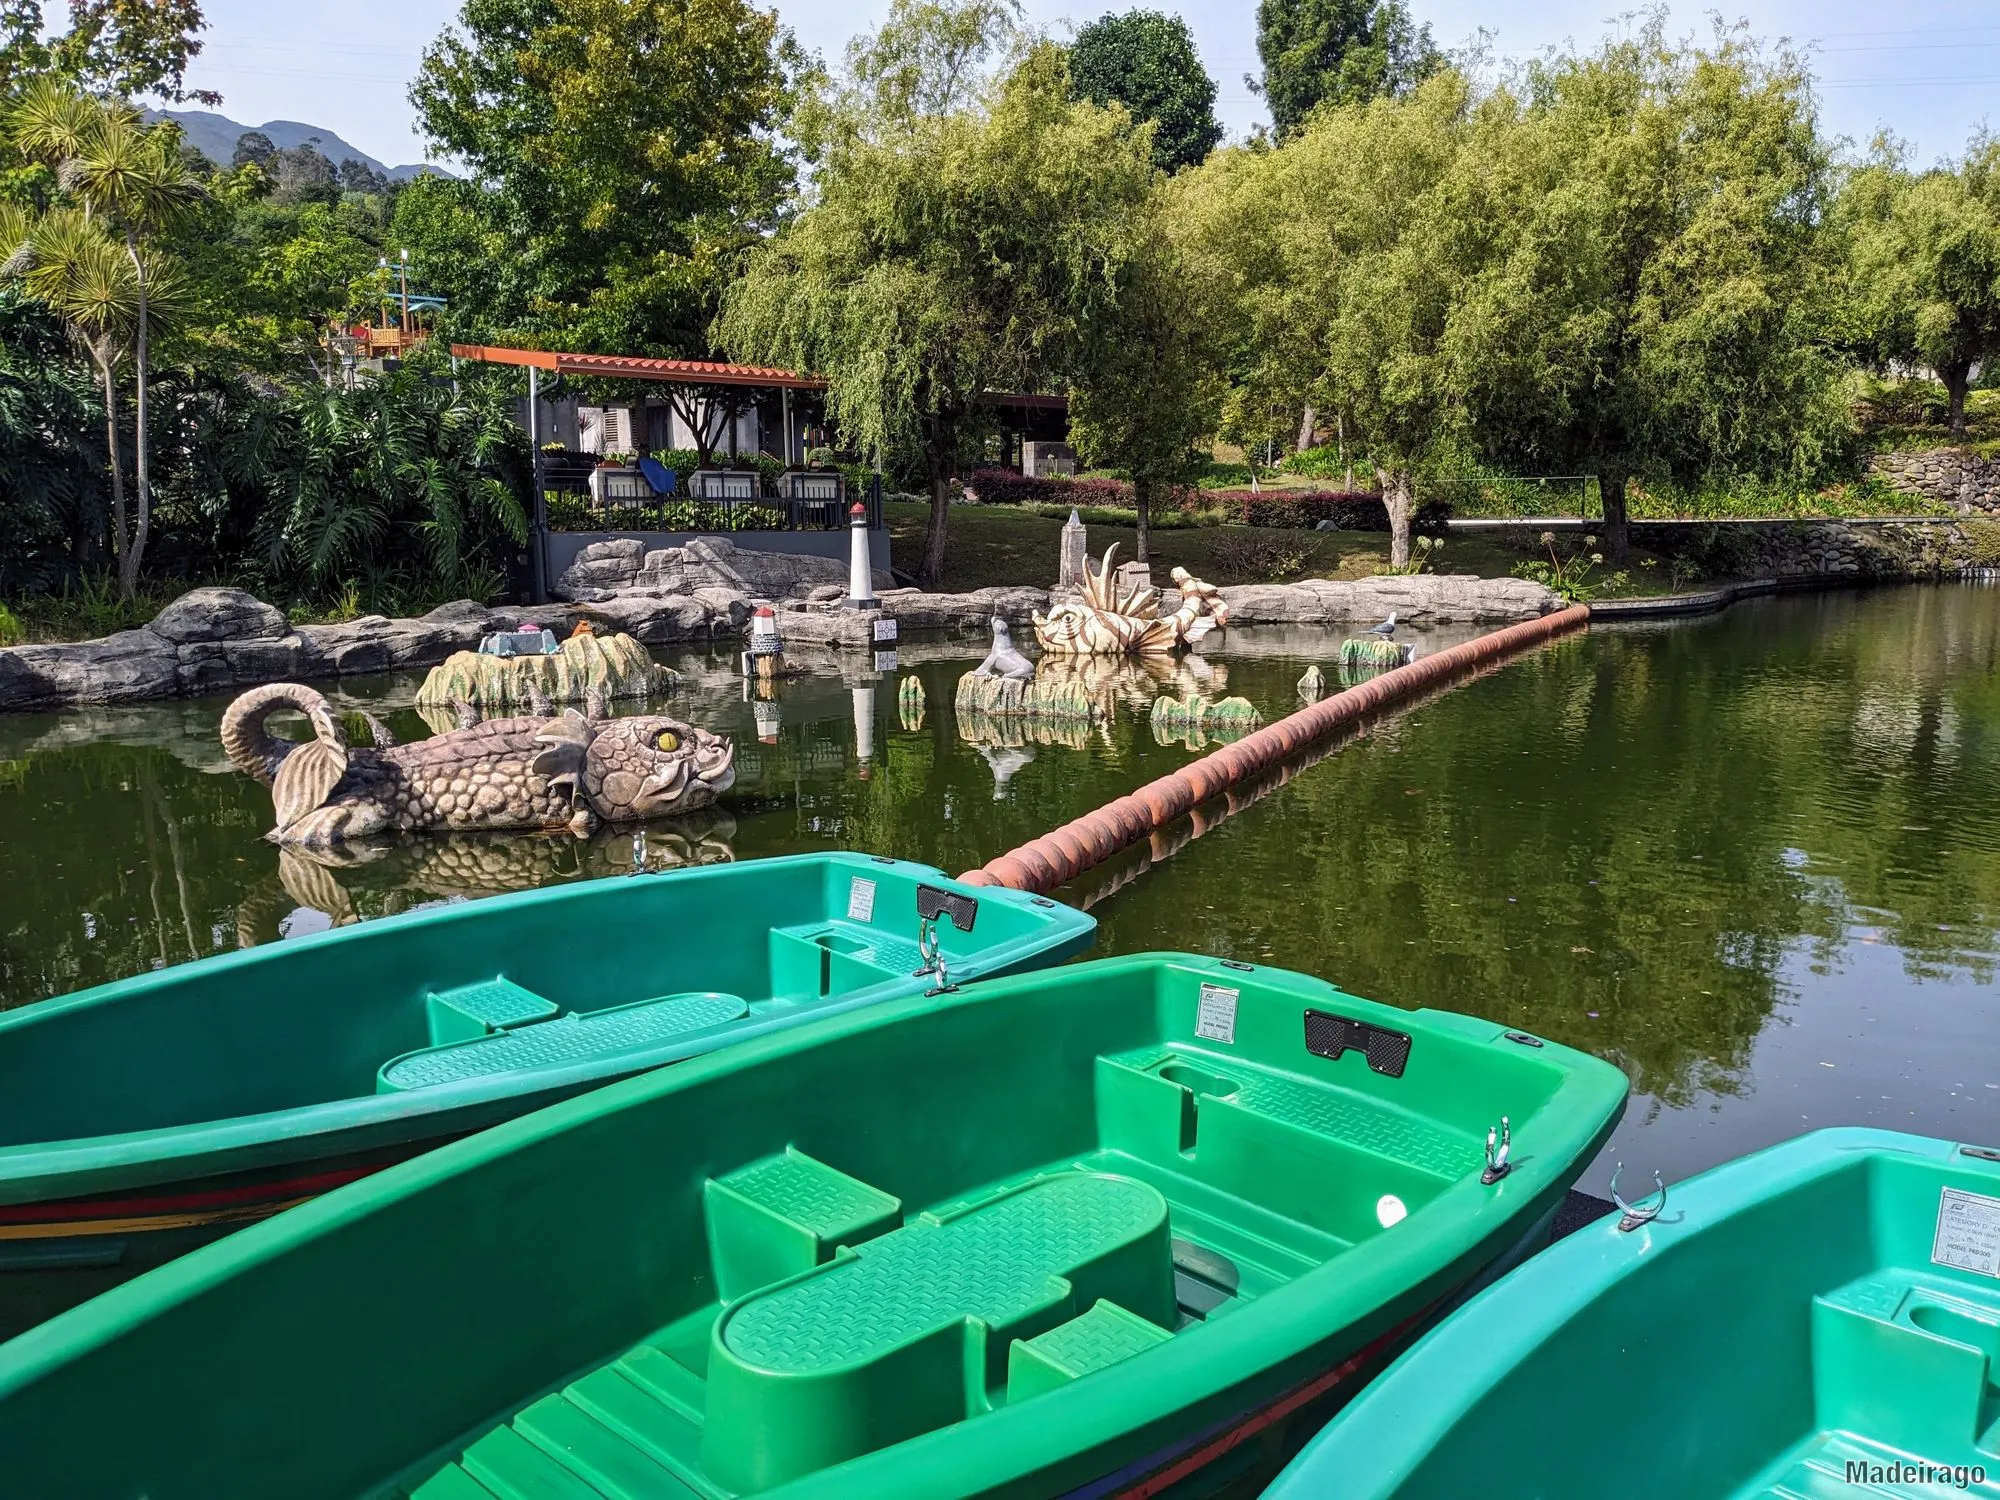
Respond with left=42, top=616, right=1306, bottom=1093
left=377, top=992, right=750, bottom=1093
left=1809, top=1268, right=2000, bottom=1458
left=701, top=1169, right=1179, bottom=1490
left=768, top=920, right=925, bottom=1000
left=705, top=1147, right=904, bottom=1301
left=425, top=979, right=559, bottom=1045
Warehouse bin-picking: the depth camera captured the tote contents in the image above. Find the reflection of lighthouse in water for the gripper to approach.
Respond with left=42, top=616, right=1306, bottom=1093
left=851, top=683, right=877, bottom=778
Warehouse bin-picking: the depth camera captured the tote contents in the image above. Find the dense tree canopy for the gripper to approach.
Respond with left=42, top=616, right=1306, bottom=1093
left=1254, top=0, right=1440, bottom=138
left=719, top=25, right=1156, bottom=587
left=409, top=0, right=803, bottom=354
left=1069, top=9, right=1221, bottom=173
left=1834, top=135, right=2000, bottom=437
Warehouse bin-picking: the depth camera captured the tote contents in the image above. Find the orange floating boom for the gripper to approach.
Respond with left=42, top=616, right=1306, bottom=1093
left=960, top=604, right=1592, bottom=894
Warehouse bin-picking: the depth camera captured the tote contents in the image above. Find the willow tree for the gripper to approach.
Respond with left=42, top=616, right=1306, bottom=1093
left=719, top=24, right=1154, bottom=588
left=1834, top=135, right=2000, bottom=438
left=1443, top=21, right=1845, bottom=559
left=1068, top=211, right=1223, bottom=562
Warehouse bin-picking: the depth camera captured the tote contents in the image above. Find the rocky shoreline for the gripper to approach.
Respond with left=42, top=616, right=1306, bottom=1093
left=0, top=567, right=1565, bottom=713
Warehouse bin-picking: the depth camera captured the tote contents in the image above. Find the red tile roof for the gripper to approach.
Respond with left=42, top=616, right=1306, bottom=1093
left=450, top=344, right=828, bottom=390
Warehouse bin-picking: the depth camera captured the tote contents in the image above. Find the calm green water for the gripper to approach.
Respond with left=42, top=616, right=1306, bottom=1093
left=3, top=587, right=1998, bottom=1187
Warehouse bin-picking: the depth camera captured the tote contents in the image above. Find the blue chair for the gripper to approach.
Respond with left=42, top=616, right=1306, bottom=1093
left=636, top=456, right=677, bottom=496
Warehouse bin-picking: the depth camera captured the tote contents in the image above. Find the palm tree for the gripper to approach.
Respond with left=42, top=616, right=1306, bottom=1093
left=0, top=202, right=139, bottom=574
left=11, top=82, right=203, bottom=596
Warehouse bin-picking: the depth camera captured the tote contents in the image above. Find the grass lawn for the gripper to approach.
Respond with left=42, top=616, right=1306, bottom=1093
left=883, top=501, right=1686, bottom=597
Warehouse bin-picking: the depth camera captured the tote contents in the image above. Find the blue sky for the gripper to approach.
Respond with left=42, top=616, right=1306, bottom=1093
left=180, top=0, right=2000, bottom=172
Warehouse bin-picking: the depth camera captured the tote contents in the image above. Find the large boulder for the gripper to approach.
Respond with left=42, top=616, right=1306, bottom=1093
left=175, top=635, right=320, bottom=696
left=0, top=629, right=181, bottom=710
left=553, top=536, right=853, bottom=603
left=147, top=587, right=290, bottom=644
left=554, top=538, right=647, bottom=597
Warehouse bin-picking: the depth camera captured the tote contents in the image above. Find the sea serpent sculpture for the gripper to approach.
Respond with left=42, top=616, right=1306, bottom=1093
left=1032, top=546, right=1229, bottom=656
left=221, top=682, right=735, bottom=847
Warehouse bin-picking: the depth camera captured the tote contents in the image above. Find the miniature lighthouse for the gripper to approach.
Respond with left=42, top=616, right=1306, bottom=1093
left=846, top=502, right=878, bottom=611
left=743, top=605, right=785, bottom=682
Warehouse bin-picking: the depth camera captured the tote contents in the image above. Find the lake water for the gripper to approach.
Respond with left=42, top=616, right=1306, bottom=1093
left=4, top=586, right=1998, bottom=1190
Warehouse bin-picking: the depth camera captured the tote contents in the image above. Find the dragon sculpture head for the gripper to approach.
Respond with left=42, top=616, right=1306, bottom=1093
left=532, top=711, right=736, bottom=821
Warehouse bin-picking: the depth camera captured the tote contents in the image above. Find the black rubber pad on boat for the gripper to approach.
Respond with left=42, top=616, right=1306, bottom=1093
left=1303, top=1010, right=1412, bottom=1078
left=917, top=884, right=979, bottom=932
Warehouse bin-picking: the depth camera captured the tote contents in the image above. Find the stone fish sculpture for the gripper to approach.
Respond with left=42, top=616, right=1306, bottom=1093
left=221, top=682, right=734, bottom=847
left=1032, top=545, right=1228, bottom=656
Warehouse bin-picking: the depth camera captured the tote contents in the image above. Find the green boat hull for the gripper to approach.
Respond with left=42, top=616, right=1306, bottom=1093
left=0, top=952, right=1626, bottom=1498
left=1269, top=1127, right=2000, bottom=1500
left=0, top=853, right=1093, bottom=1341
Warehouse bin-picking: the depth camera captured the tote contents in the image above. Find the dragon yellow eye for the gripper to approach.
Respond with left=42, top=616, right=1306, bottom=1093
left=655, top=729, right=680, bottom=752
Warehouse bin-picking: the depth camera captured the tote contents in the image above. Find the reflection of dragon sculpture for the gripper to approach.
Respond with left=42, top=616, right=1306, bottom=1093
left=220, top=682, right=734, bottom=847
left=1032, top=546, right=1229, bottom=656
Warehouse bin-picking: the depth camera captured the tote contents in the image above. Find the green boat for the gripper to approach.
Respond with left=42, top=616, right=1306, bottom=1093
left=0, top=852, right=1092, bottom=1341
left=1266, top=1127, right=2000, bottom=1500
left=0, top=953, right=1625, bottom=1498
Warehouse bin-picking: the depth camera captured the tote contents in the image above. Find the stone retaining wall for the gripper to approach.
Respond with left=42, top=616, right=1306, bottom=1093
left=1866, top=449, right=2000, bottom=511
left=1633, top=517, right=2000, bottom=581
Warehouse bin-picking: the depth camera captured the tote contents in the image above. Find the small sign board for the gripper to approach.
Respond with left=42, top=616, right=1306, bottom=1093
left=846, top=876, right=877, bottom=924
left=1934, top=1187, right=2000, bottom=1276
left=872, top=617, right=899, bottom=643
left=874, top=650, right=899, bottom=673
left=1195, top=983, right=1239, bottom=1045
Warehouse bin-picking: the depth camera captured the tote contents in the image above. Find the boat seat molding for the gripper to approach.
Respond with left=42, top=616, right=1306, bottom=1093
left=378, top=993, right=750, bottom=1092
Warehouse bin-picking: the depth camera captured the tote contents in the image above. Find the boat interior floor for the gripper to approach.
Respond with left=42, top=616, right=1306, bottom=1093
left=376, top=920, right=928, bottom=1094
left=395, top=1040, right=1489, bottom=1500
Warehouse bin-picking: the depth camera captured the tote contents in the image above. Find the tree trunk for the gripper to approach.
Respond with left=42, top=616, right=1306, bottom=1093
left=1383, top=469, right=1412, bottom=569
left=1944, top=360, right=1974, bottom=438
left=1133, top=475, right=1152, bottom=563
left=1295, top=404, right=1316, bottom=454
left=1600, top=470, right=1631, bottom=564
left=1338, top=411, right=1351, bottom=490
left=96, top=349, right=128, bottom=584
left=124, top=235, right=150, bottom=601
left=921, top=464, right=951, bottom=590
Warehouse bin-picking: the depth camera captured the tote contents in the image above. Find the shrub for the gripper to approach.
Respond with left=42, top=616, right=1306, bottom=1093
left=1212, top=489, right=1454, bottom=534
left=963, top=467, right=1133, bottom=507
left=1205, top=532, right=1325, bottom=582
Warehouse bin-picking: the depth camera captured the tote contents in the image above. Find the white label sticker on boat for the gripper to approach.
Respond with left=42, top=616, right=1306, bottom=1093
left=1933, top=1187, right=2000, bottom=1277
left=1195, top=983, right=1239, bottom=1045
left=847, top=876, right=877, bottom=923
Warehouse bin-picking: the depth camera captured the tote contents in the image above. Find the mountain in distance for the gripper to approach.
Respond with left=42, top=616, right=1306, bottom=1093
left=144, top=108, right=453, bottom=182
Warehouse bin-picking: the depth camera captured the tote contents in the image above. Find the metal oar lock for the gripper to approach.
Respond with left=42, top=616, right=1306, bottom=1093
left=1609, top=1163, right=1667, bottom=1231
left=1481, top=1117, right=1512, bottom=1185
left=915, top=883, right=979, bottom=996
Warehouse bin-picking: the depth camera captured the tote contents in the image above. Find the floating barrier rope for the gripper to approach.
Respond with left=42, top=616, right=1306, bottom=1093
left=959, top=604, right=1591, bottom=895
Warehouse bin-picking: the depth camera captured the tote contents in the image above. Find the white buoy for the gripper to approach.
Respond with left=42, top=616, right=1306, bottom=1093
left=846, top=501, right=878, bottom=611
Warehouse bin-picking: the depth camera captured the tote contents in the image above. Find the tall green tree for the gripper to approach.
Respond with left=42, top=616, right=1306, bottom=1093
left=1835, top=135, right=2000, bottom=438
left=719, top=31, right=1156, bottom=588
left=1068, top=214, right=1223, bottom=560
left=1445, top=20, right=1846, bottom=559
left=11, top=81, right=203, bottom=595
left=1069, top=9, right=1221, bottom=173
left=409, top=0, right=802, bottom=355
left=0, top=0, right=218, bottom=102
left=1253, top=0, right=1440, bottom=138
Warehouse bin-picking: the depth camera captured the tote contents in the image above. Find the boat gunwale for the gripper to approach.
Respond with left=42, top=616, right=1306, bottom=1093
left=0, top=951, right=1629, bottom=1499
left=0, top=853, right=1093, bottom=1199
left=1267, top=1126, right=1961, bottom=1500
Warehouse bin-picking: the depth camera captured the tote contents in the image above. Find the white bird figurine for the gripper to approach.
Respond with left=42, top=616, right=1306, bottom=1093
left=1365, top=612, right=1399, bottom=639
left=972, top=617, right=1036, bottom=681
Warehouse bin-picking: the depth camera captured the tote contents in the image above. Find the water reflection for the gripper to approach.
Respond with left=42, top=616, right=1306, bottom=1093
left=3, top=591, right=2000, bottom=1183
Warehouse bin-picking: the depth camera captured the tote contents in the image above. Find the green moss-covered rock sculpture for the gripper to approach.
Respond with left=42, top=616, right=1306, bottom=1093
left=414, top=630, right=677, bottom=714
left=953, top=671, right=1103, bottom=724
left=1338, top=638, right=1415, bottom=677
left=1149, top=693, right=1262, bottom=749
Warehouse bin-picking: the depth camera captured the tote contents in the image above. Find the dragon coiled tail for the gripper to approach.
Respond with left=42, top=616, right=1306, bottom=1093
left=219, top=682, right=352, bottom=837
